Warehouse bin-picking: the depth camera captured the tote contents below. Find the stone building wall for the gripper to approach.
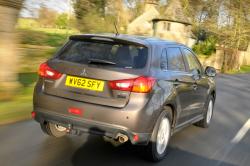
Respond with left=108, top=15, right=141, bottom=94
left=154, top=21, right=192, bottom=46
left=127, top=0, right=193, bottom=46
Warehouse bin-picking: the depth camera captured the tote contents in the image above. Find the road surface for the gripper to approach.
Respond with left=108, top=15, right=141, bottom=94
left=0, top=74, right=250, bottom=166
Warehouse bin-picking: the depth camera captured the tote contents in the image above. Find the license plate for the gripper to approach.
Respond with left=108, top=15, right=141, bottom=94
left=65, top=76, right=104, bottom=92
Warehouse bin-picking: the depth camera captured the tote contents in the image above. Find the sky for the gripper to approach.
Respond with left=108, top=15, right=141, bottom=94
left=20, top=0, right=169, bottom=18
left=20, top=0, right=71, bottom=18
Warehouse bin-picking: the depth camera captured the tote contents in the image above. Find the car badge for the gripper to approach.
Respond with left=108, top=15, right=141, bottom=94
left=80, top=68, right=87, bottom=76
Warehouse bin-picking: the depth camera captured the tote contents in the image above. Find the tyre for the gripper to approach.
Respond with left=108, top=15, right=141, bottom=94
left=145, top=107, right=172, bottom=162
left=195, top=96, right=214, bottom=128
left=40, top=122, right=67, bottom=137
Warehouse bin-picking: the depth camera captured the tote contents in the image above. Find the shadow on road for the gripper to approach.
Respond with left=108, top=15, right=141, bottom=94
left=71, top=135, right=236, bottom=166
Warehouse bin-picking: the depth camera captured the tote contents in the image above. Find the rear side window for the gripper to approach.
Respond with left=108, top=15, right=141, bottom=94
left=166, top=47, right=186, bottom=71
left=56, top=40, right=148, bottom=69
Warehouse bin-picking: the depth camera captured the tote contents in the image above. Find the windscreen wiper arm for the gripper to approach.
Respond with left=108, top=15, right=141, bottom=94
left=88, top=58, right=116, bottom=65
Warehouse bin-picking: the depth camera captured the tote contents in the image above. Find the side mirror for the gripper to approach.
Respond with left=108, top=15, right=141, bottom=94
left=205, top=66, right=216, bottom=77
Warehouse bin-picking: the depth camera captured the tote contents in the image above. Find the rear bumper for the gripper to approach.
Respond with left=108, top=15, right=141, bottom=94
left=34, top=108, right=150, bottom=145
left=34, top=79, right=158, bottom=129
left=33, top=81, right=159, bottom=144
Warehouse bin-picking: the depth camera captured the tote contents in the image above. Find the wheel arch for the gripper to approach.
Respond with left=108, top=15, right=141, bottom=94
left=211, top=90, right=216, bottom=100
left=164, top=103, right=177, bottom=129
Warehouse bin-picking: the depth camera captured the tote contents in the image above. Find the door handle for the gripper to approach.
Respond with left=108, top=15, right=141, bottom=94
left=192, top=83, right=198, bottom=90
left=173, top=79, right=181, bottom=86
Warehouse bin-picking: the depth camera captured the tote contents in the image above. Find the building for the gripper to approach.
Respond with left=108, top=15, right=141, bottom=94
left=127, top=0, right=195, bottom=47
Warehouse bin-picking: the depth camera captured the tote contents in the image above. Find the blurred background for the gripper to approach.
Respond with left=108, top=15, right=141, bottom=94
left=0, top=0, right=249, bottom=125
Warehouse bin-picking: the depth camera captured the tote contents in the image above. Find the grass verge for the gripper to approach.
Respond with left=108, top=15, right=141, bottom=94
left=18, top=28, right=78, bottom=47
left=227, top=65, right=250, bottom=74
left=0, top=73, right=37, bottom=125
left=1, top=27, right=78, bottom=125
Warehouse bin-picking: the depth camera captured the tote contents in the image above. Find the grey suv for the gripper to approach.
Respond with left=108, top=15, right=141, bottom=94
left=33, top=34, right=216, bottom=161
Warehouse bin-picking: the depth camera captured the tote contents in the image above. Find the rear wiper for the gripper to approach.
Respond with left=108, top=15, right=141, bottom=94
left=88, top=58, right=116, bottom=65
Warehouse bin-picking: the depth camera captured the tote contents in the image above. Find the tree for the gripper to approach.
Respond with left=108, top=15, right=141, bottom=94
left=38, top=7, right=57, bottom=28
left=56, top=13, right=68, bottom=29
left=91, top=0, right=106, bottom=16
left=186, top=0, right=250, bottom=71
left=73, top=0, right=118, bottom=33
left=126, top=0, right=145, bottom=19
left=73, top=0, right=107, bottom=19
left=0, top=0, right=24, bottom=100
left=73, top=0, right=95, bottom=20
left=217, top=0, right=250, bottom=71
left=105, top=0, right=132, bottom=32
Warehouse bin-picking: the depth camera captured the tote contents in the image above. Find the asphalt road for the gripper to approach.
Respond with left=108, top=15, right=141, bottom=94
left=0, top=74, right=250, bottom=166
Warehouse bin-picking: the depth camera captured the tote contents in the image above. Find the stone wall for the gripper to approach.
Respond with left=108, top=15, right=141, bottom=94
left=198, top=45, right=250, bottom=71
left=239, top=50, right=250, bottom=66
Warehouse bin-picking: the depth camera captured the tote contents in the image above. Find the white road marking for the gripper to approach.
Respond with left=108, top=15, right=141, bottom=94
left=212, top=118, right=250, bottom=166
left=231, top=118, right=250, bottom=144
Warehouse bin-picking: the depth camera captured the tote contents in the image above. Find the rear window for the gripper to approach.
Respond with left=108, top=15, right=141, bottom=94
left=56, top=40, right=148, bottom=69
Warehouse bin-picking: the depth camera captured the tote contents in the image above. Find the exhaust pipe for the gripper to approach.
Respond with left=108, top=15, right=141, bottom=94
left=103, top=133, right=129, bottom=147
left=117, top=133, right=128, bottom=143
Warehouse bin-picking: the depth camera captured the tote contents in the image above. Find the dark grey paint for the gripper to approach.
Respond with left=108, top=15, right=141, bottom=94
left=33, top=34, right=216, bottom=144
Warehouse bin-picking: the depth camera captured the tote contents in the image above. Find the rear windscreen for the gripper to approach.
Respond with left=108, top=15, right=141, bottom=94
left=56, top=40, right=148, bottom=69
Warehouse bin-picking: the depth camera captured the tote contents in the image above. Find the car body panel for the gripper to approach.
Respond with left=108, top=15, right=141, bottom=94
left=33, top=33, right=216, bottom=144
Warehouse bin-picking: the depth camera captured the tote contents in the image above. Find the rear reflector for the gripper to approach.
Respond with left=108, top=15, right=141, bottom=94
left=68, top=107, right=83, bottom=116
left=109, top=76, right=155, bottom=93
left=39, top=62, right=62, bottom=80
left=31, top=111, right=36, bottom=118
left=133, top=134, right=139, bottom=142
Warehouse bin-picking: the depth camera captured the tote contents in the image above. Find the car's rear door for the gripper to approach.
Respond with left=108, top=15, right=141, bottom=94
left=161, top=47, right=197, bottom=124
left=181, top=48, right=208, bottom=116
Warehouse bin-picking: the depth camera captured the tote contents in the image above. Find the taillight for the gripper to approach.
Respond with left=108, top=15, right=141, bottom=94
left=38, top=62, right=62, bottom=80
left=109, top=79, right=134, bottom=91
left=68, top=107, right=83, bottom=116
left=109, top=76, right=155, bottom=93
